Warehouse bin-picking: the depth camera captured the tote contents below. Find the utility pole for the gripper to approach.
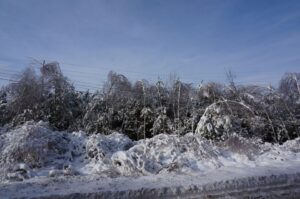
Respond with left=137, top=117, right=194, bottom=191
left=143, top=82, right=146, bottom=139
left=176, top=80, right=181, bottom=135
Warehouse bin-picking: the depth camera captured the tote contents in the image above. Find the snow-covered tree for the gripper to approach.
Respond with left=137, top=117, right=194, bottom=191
left=6, top=67, right=44, bottom=125
left=0, top=88, right=8, bottom=126
left=40, top=62, right=78, bottom=130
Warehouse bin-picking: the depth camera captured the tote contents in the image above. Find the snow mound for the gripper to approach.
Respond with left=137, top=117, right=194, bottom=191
left=0, top=122, right=72, bottom=181
left=282, top=137, right=300, bottom=153
left=85, top=132, right=133, bottom=161
left=1, top=122, right=300, bottom=183
left=220, top=134, right=263, bottom=160
left=0, top=123, right=134, bottom=181
left=111, top=132, right=300, bottom=176
left=70, top=131, right=134, bottom=176
left=111, top=133, right=222, bottom=176
left=0, top=122, right=72, bottom=167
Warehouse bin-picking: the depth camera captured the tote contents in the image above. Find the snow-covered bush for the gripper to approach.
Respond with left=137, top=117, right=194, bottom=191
left=0, top=89, right=8, bottom=126
left=0, top=122, right=72, bottom=181
left=151, top=107, right=172, bottom=136
left=279, top=73, right=300, bottom=103
left=82, top=94, right=111, bottom=134
left=111, top=133, right=221, bottom=176
left=84, top=132, right=133, bottom=161
left=0, top=122, right=135, bottom=181
left=1, top=63, right=300, bottom=143
left=68, top=130, right=134, bottom=176
left=1, top=122, right=300, bottom=183
left=195, top=101, right=255, bottom=140
left=0, top=122, right=73, bottom=180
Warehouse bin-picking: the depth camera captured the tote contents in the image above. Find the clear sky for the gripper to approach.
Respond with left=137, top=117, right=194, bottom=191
left=0, top=0, right=299, bottom=90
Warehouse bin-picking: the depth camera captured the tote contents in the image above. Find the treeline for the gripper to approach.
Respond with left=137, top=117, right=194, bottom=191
left=0, top=62, right=299, bottom=143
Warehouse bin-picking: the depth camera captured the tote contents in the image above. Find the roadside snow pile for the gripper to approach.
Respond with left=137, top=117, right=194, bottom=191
left=256, top=137, right=300, bottom=166
left=70, top=131, right=133, bottom=176
left=1, top=122, right=300, bottom=184
left=0, top=121, right=73, bottom=181
left=0, top=121, right=71, bottom=166
left=0, top=122, right=133, bottom=182
left=111, top=133, right=222, bottom=176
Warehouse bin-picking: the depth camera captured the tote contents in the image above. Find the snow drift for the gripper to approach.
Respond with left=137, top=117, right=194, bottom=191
left=1, top=122, right=300, bottom=184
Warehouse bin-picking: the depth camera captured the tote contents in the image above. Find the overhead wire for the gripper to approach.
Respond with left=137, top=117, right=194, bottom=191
left=0, top=59, right=282, bottom=82
left=0, top=57, right=285, bottom=92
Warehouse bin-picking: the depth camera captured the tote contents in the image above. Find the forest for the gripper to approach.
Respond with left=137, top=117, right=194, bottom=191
left=0, top=62, right=299, bottom=143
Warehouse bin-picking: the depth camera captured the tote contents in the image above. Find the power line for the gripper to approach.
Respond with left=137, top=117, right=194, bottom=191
left=0, top=57, right=287, bottom=91
left=0, top=71, right=278, bottom=92
left=0, top=58, right=284, bottom=82
left=0, top=77, right=18, bottom=83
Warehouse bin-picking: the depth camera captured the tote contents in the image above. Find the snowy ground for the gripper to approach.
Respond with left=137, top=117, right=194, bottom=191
left=1, top=122, right=300, bottom=198
left=1, top=165, right=300, bottom=198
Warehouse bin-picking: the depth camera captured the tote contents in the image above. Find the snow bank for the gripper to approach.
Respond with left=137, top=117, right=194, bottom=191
left=0, top=121, right=72, bottom=181
left=1, top=122, right=300, bottom=184
left=111, top=133, right=300, bottom=176
left=0, top=122, right=133, bottom=181
left=70, top=130, right=133, bottom=176
left=111, top=133, right=221, bottom=176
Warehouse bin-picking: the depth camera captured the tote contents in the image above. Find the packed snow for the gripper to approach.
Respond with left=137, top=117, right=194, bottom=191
left=1, top=166, right=300, bottom=198
left=1, top=121, right=300, bottom=185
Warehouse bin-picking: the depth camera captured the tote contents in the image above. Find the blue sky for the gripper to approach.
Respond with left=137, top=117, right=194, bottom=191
left=0, top=0, right=299, bottom=90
